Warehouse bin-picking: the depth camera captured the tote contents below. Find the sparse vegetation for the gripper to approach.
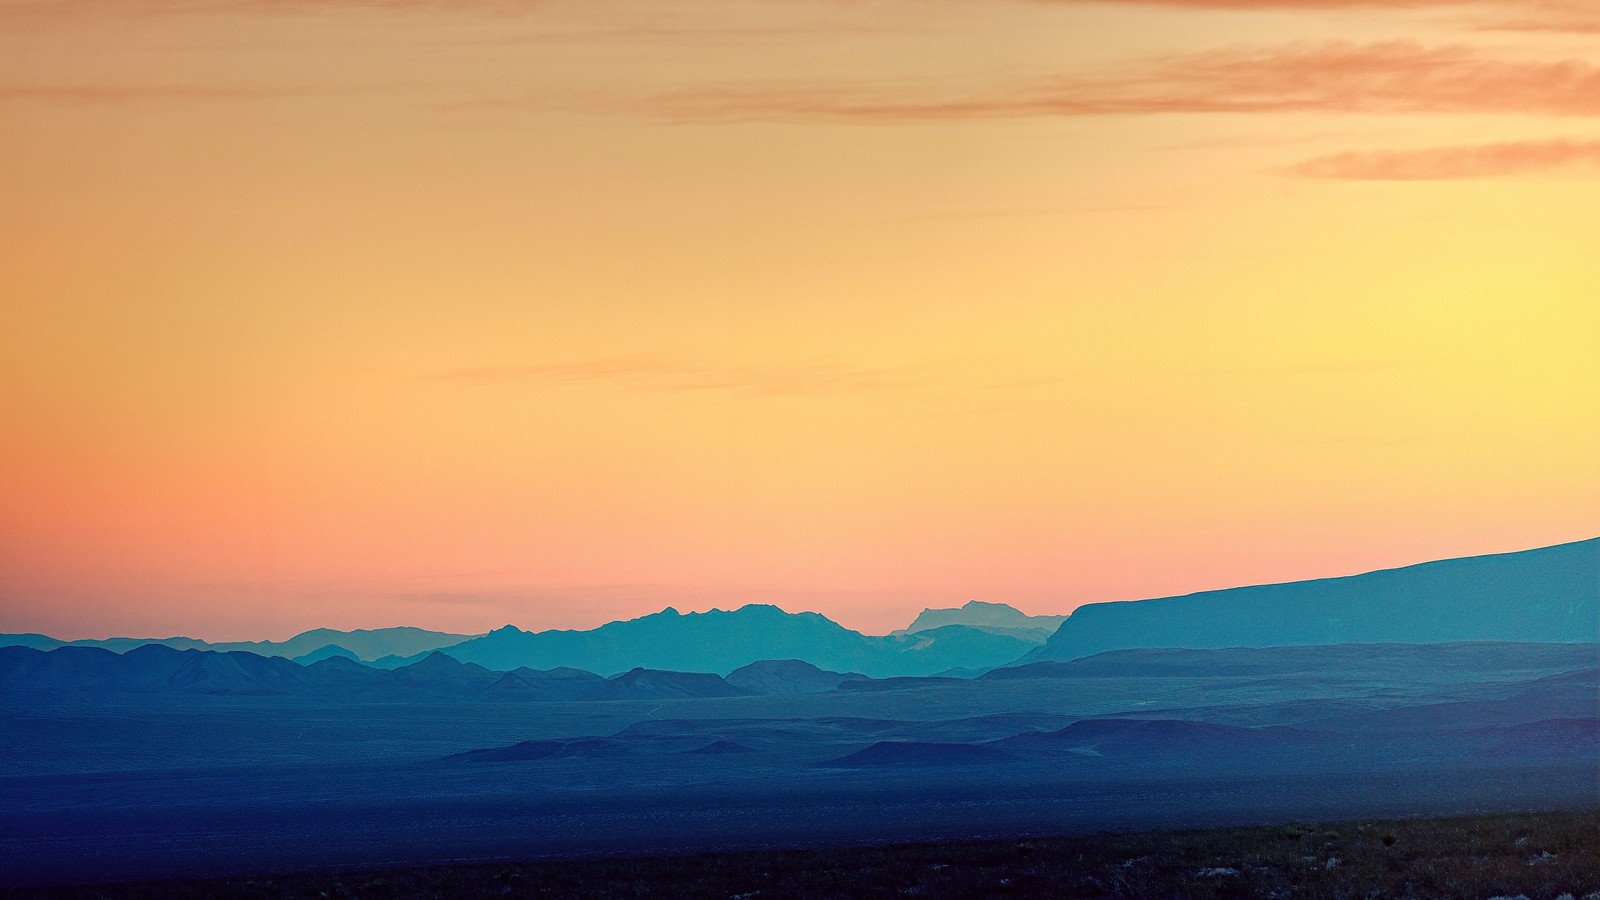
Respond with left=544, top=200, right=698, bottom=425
left=17, top=809, right=1596, bottom=899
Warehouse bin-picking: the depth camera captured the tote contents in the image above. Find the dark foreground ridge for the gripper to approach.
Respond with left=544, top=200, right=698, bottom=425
left=10, top=810, right=1597, bottom=899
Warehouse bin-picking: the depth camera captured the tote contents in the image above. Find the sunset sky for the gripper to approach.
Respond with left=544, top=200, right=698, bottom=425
left=1, top=0, right=1596, bottom=640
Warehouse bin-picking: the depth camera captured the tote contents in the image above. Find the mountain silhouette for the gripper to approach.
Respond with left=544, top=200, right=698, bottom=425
left=434, top=604, right=1035, bottom=677
left=607, top=668, right=747, bottom=699
left=993, top=718, right=1313, bottom=757
left=1024, top=538, right=1599, bottom=662
left=819, top=741, right=1009, bottom=767
left=898, top=600, right=1066, bottom=644
left=291, top=644, right=360, bottom=664
left=0, top=644, right=512, bottom=700
left=481, top=667, right=615, bottom=701
left=0, top=626, right=476, bottom=663
left=724, top=659, right=863, bottom=694
left=0, top=644, right=847, bottom=702
left=387, top=651, right=501, bottom=693
left=685, top=740, right=756, bottom=754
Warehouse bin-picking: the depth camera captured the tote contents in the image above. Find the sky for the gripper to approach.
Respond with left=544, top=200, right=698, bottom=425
left=1, top=0, right=1596, bottom=641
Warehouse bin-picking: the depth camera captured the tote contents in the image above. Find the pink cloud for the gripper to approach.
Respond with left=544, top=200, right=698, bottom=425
left=649, top=42, right=1600, bottom=122
left=1289, top=138, right=1600, bottom=179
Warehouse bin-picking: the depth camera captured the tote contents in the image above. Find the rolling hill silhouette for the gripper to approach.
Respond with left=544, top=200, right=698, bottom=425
left=992, top=718, right=1313, bottom=757
left=1025, top=538, right=1599, bottom=662
left=0, top=626, right=476, bottom=663
left=820, top=741, right=1010, bottom=767
left=724, top=659, right=864, bottom=694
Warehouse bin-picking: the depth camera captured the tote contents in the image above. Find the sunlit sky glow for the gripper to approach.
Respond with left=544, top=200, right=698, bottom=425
left=1, top=0, right=1596, bottom=640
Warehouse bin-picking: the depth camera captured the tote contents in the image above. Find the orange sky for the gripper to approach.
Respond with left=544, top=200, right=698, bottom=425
left=1, top=0, right=1596, bottom=640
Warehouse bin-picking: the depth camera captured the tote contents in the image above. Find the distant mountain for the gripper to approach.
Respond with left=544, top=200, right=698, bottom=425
left=0, top=634, right=216, bottom=655
left=0, top=644, right=538, bottom=701
left=608, top=668, right=747, bottom=700
left=0, top=626, right=477, bottom=663
left=0, top=644, right=319, bottom=696
left=991, top=719, right=1313, bottom=758
left=436, top=605, right=1036, bottom=677
left=482, top=667, right=614, bottom=701
left=1023, top=538, right=1599, bottom=663
left=820, top=741, right=1009, bottom=767
left=0, top=644, right=890, bottom=702
left=898, top=601, right=1065, bottom=644
left=0, top=633, right=69, bottom=651
left=291, top=644, right=361, bottom=665
left=251, top=627, right=478, bottom=661
left=386, top=651, right=502, bottom=693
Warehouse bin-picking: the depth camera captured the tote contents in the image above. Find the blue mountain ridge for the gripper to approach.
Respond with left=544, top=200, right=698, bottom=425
left=1023, top=537, right=1598, bottom=662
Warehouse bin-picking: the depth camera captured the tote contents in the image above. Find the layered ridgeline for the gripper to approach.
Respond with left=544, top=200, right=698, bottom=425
left=0, top=611, right=1031, bottom=679
left=0, top=644, right=873, bottom=701
left=5, top=539, right=1594, bottom=677
left=1024, top=538, right=1599, bottom=663
left=0, top=627, right=477, bottom=663
left=408, top=605, right=1035, bottom=677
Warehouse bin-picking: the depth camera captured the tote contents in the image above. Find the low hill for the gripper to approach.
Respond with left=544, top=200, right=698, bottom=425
left=607, top=667, right=748, bottom=699
left=819, top=741, right=1010, bottom=767
left=725, top=659, right=862, bottom=695
left=993, top=718, right=1312, bottom=757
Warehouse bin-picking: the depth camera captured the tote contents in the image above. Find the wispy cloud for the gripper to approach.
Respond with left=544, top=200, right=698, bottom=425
left=645, top=42, right=1600, bottom=122
left=1026, top=0, right=1599, bottom=33
left=1289, top=138, right=1600, bottom=179
left=0, top=83, right=346, bottom=103
left=1472, top=0, right=1600, bottom=33
left=1029, top=0, right=1593, bottom=25
left=0, top=0, right=553, bottom=17
left=429, top=357, right=942, bottom=398
left=3, top=0, right=1595, bottom=38
left=1031, top=0, right=1454, bottom=7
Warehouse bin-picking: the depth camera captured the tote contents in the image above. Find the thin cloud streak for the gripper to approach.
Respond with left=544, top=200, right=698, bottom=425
left=1031, top=0, right=1597, bottom=30
left=4, top=0, right=1596, bottom=41
left=0, top=0, right=555, bottom=18
left=646, top=42, right=1600, bottom=122
left=429, top=357, right=940, bottom=398
left=1472, top=0, right=1600, bottom=32
left=1289, top=138, right=1600, bottom=179
left=0, top=83, right=350, bottom=103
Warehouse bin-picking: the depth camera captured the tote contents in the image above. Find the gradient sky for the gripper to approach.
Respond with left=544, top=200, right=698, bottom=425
left=1, top=0, right=1596, bottom=640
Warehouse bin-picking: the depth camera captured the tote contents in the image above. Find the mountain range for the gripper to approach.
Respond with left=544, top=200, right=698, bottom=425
left=0, top=644, right=873, bottom=702
left=3, top=538, right=1594, bottom=678
left=418, top=605, right=1037, bottom=677
left=0, top=626, right=476, bottom=662
left=6, top=639, right=1593, bottom=708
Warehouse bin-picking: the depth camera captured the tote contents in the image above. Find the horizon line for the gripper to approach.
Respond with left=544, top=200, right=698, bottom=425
left=8, top=534, right=1594, bottom=645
